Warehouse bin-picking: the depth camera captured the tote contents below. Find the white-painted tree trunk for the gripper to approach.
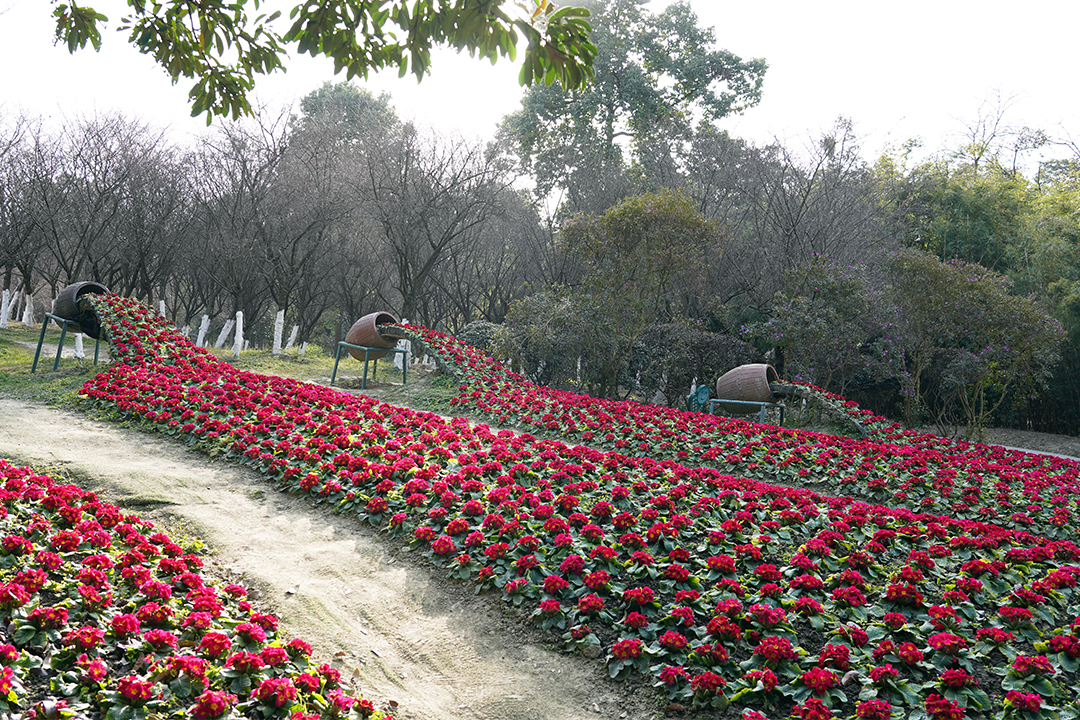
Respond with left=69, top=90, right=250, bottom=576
left=284, top=325, right=299, bottom=351
left=0, top=289, right=9, bottom=329
left=21, top=294, right=34, bottom=326
left=196, top=315, right=211, bottom=347
left=158, top=300, right=166, bottom=317
left=181, top=325, right=190, bottom=338
left=214, top=319, right=234, bottom=348
left=232, top=311, right=244, bottom=357
left=9, top=291, right=21, bottom=327
left=299, top=342, right=307, bottom=356
left=393, top=339, right=409, bottom=370
left=73, top=334, right=86, bottom=359
left=272, top=309, right=285, bottom=356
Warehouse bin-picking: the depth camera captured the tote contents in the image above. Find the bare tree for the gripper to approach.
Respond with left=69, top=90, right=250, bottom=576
left=186, top=113, right=291, bottom=340
left=358, top=127, right=514, bottom=327
left=695, top=120, right=896, bottom=314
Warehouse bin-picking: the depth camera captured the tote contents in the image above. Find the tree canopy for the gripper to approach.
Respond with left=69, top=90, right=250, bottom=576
left=886, top=248, right=1063, bottom=436
left=502, top=0, right=766, bottom=210
left=52, top=0, right=597, bottom=121
left=499, top=188, right=721, bottom=398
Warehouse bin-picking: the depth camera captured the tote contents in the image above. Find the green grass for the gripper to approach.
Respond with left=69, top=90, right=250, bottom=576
left=0, top=323, right=101, bottom=406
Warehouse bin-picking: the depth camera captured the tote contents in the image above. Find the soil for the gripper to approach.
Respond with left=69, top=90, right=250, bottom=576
left=0, top=397, right=660, bottom=720
left=953, top=427, right=1080, bottom=460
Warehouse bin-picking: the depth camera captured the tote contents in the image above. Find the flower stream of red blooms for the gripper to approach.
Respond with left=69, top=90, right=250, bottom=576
left=61, top=294, right=1080, bottom=717
left=0, top=459, right=388, bottom=719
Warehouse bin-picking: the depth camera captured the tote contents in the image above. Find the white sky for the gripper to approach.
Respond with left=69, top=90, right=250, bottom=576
left=1, top=0, right=1077, bottom=167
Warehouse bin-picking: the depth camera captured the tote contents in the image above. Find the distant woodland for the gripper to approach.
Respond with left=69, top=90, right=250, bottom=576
left=3, top=0, right=1078, bottom=438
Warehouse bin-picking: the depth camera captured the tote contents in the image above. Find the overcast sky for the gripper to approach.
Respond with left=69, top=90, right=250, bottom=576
left=1, top=0, right=1077, bottom=167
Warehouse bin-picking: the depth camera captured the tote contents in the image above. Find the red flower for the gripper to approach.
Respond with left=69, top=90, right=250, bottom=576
left=690, top=671, right=726, bottom=694
left=293, top=673, right=320, bottom=693
left=116, top=676, right=157, bottom=706
left=792, top=698, right=834, bottom=720
left=883, top=612, right=907, bottom=630
left=1011, top=654, right=1055, bottom=677
left=144, top=628, right=178, bottom=650
left=198, top=632, right=232, bottom=657
left=707, top=555, right=736, bottom=573
left=253, top=677, right=298, bottom=708
left=64, top=626, right=105, bottom=651
left=1004, top=691, right=1042, bottom=712
left=896, top=642, right=924, bottom=664
left=802, top=667, right=837, bottom=694
left=792, top=597, right=824, bottom=616
left=27, top=606, right=68, bottom=629
left=870, top=664, right=899, bottom=684
left=884, top=583, right=924, bottom=607
left=325, top=689, right=356, bottom=717
left=623, top=586, right=655, bottom=606
left=924, top=694, right=965, bottom=720
left=659, top=665, right=688, bottom=685
left=286, top=638, right=313, bottom=658
left=817, top=644, right=850, bottom=670
left=999, top=606, right=1034, bottom=627
left=790, top=574, right=824, bottom=592
left=939, top=669, right=974, bottom=688
left=539, top=599, right=562, bottom=614
left=261, top=646, right=289, bottom=666
left=742, top=667, right=778, bottom=692
left=927, top=633, right=968, bottom=655
left=1047, top=634, right=1080, bottom=658
left=225, top=651, right=265, bottom=674
left=515, top=554, right=539, bottom=575
left=76, top=653, right=108, bottom=683
left=831, top=586, right=867, bottom=607
left=189, top=690, right=237, bottom=719
left=856, top=699, right=894, bottom=720
left=753, top=636, right=796, bottom=664
left=658, top=631, right=688, bottom=651
left=611, top=638, right=643, bottom=660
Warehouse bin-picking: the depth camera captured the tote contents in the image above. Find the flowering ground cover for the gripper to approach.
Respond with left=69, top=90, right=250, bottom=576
left=0, top=457, right=391, bottom=720
left=68, top=294, right=1080, bottom=719
left=401, top=325, right=1080, bottom=543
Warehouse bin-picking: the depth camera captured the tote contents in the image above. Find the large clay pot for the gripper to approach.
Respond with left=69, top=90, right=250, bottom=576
left=714, top=363, right=778, bottom=414
left=52, top=281, right=110, bottom=339
left=344, top=311, right=399, bottom=360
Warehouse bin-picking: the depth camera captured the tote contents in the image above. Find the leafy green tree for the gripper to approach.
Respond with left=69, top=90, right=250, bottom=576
left=743, top=258, right=904, bottom=397
left=886, top=248, right=1063, bottom=437
left=901, top=162, right=1030, bottom=273
left=295, top=81, right=399, bottom=141
left=500, top=188, right=720, bottom=398
left=495, top=285, right=615, bottom=390
left=631, top=321, right=761, bottom=406
left=1000, top=168, right=1080, bottom=433
left=502, top=0, right=766, bottom=211
left=52, top=0, right=597, bottom=121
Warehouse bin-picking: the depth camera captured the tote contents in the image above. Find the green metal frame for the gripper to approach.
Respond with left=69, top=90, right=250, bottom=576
left=331, top=341, right=408, bottom=389
left=707, top=398, right=785, bottom=426
left=31, top=312, right=102, bottom=373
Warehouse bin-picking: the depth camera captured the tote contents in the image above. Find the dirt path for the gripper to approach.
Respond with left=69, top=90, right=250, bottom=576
left=0, top=397, right=654, bottom=720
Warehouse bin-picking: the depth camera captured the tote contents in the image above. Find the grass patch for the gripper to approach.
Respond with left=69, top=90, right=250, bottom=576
left=0, top=323, right=101, bottom=406
left=209, top=345, right=339, bottom=379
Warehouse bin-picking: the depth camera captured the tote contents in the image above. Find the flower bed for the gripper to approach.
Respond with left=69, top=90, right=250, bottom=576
left=0, top=460, right=391, bottom=720
left=70, top=295, right=1080, bottom=718
left=400, top=325, right=1080, bottom=542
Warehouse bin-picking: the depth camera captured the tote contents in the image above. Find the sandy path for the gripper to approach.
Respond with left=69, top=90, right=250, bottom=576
left=0, top=397, right=650, bottom=720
